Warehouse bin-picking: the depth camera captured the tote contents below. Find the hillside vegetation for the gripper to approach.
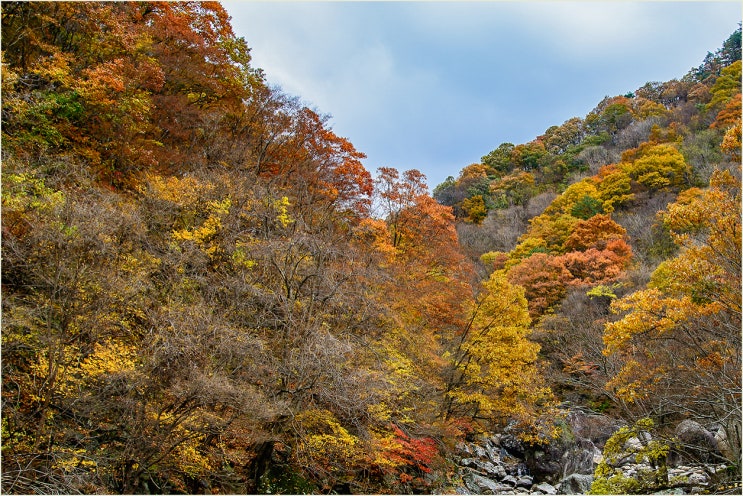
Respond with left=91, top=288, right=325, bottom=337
left=435, top=24, right=741, bottom=494
left=1, top=3, right=740, bottom=494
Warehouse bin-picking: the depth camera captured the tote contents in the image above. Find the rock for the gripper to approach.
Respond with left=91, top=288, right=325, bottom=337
left=474, top=460, right=506, bottom=479
left=672, top=419, right=718, bottom=464
left=460, top=458, right=479, bottom=469
left=560, top=438, right=601, bottom=477
left=623, top=465, right=637, bottom=477
left=525, top=446, right=563, bottom=482
left=501, top=475, right=518, bottom=487
left=675, top=420, right=714, bottom=445
left=533, top=482, right=558, bottom=494
left=458, top=442, right=473, bottom=456
left=495, top=465, right=509, bottom=480
left=715, top=426, right=734, bottom=460
left=464, top=473, right=513, bottom=494
left=558, top=473, right=594, bottom=494
left=624, top=431, right=651, bottom=452
left=687, top=471, right=708, bottom=485
left=501, top=434, right=525, bottom=458
left=473, top=444, right=490, bottom=459
left=484, top=443, right=501, bottom=464
left=515, top=475, right=533, bottom=488
left=566, top=410, right=625, bottom=449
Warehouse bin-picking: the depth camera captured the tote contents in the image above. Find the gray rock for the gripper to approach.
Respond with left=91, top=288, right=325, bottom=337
left=458, top=442, right=473, bottom=456
left=474, top=444, right=490, bottom=459
left=672, top=419, right=718, bottom=464
left=534, top=482, right=557, bottom=494
left=478, top=461, right=507, bottom=480
left=461, top=457, right=479, bottom=468
left=566, top=410, right=625, bottom=449
left=526, top=446, right=563, bottom=481
left=485, top=444, right=501, bottom=464
left=501, top=475, right=518, bottom=487
left=560, top=439, right=602, bottom=477
left=687, top=471, right=708, bottom=485
left=515, top=475, right=533, bottom=488
left=715, top=427, right=734, bottom=460
left=558, top=473, right=594, bottom=494
left=624, top=432, right=651, bottom=452
left=501, top=434, right=525, bottom=458
left=464, top=473, right=513, bottom=494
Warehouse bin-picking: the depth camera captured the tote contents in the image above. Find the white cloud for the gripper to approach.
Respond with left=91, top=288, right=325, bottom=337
left=222, top=1, right=741, bottom=188
left=515, top=2, right=648, bottom=56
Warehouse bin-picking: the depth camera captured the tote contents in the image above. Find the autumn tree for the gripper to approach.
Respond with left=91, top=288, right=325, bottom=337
left=1, top=2, right=255, bottom=183
left=621, top=143, right=691, bottom=191
left=444, top=271, right=555, bottom=439
left=585, top=96, right=634, bottom=143
left=481, top=142, right=516, bottom=173
left=563, top=214, right=629, bottom=253
left=706, top=60, right=742, bottom=113
left=461, top=194, right=488, bottom=224
left=371, top=168, right=475, bottom=425
left=507, top=253, right=573, bottom=317
left=603, top=168, right=741, bottom=468
left=489, top=170, right=537, bottom=207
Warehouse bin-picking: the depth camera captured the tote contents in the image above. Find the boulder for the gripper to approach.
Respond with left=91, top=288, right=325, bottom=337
left=686, top=471, right=708, bottom=485
left=558, top=473, right=594, bottom=494
left=484, top=443, right=501, bottom=464
left=500, top=434, right=525, bottom=458
left=475, top=460, right=507, bottom=479
left=560, top=438, right=602, bottom=477
left=671, top=419, right=718, bottom=464
left=473, top=444, right=490, bottom=460
left=463, top=473, right=513, bottom=494
left=534, top=482, right=558, bottom=494
left=566, top=410, right=625, bottom=449
left=458, top=442, right=473, bottom=456
left=515, top=475, right=533, bottom=488
left=624, top=430, right=652, bottom=451
left=524, top=444, right=564, bottom=482
left=501, top=475, right=518, bottom=487
left=714, top=426, right=734, bottom=460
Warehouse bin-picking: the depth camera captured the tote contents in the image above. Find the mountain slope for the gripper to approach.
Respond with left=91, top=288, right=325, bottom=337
left=1, top=3, right=739, bottom=494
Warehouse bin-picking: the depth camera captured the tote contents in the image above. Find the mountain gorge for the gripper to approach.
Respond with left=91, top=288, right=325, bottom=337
left=1, top=3, right=740, bottom=494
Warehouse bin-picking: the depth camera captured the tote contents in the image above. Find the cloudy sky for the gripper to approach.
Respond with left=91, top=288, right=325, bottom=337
left=222, top=1, right=740, bottom=189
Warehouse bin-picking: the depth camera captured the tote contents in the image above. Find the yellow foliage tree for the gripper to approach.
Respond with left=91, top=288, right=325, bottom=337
left=445, top=271, right=554, bottom=437
left=620, top=143, right=690, bottom=191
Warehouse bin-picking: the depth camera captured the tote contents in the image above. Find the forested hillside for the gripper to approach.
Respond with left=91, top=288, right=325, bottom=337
left=1, top=3, right=740, bottom=495
left=433, top=23, right=742, bottom=495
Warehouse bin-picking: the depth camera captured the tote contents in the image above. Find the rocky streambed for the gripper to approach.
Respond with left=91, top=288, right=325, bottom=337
left=450, top=410, right=737, bottom=495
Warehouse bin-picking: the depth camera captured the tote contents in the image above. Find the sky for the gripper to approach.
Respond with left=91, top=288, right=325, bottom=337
left=222, top=1, right=741, bottom=190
